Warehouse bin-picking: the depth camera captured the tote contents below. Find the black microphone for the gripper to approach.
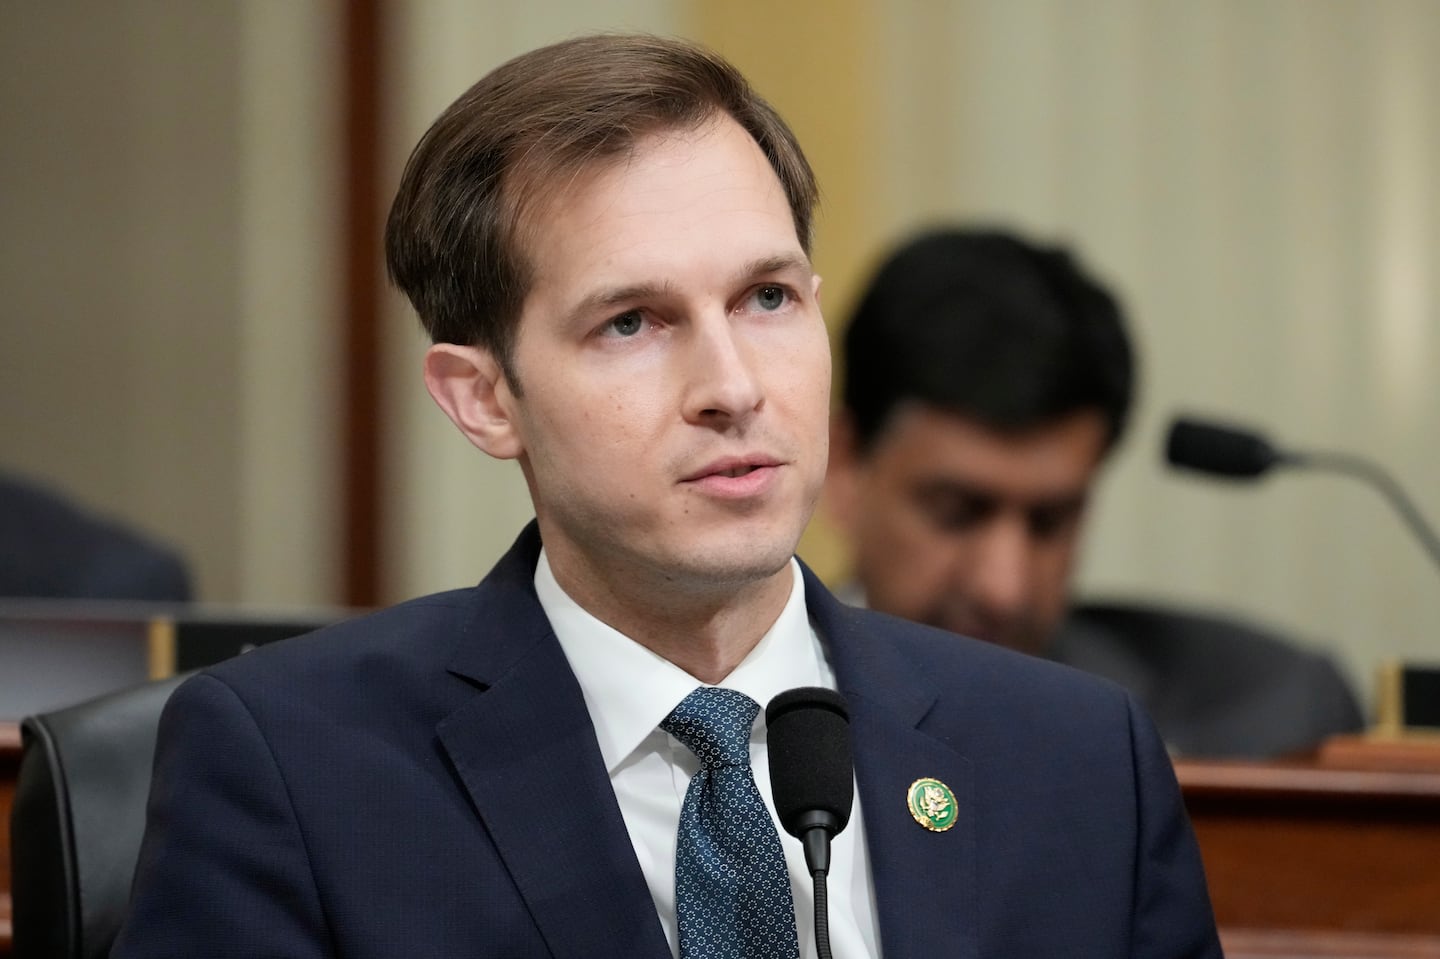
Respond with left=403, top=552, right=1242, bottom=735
left=1166, top=416, right=1292, bottom=478
left=766, top=687, right=853, bottom=959
left=1165, top=413, right=1440, bottom=574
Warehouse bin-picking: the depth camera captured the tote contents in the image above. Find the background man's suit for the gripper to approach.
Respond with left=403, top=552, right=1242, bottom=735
left=114, top=523, right=1220, bottom=958
left=1056, top=602, right=1364, bottom=758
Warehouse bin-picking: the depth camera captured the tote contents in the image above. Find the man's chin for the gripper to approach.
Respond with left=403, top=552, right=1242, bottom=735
left=659, top=535, right=799, bottom=594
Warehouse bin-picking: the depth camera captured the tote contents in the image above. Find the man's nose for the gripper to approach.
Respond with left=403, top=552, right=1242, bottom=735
left=681, top=313, right=764, bottom=425
left=959, top=516, right=1033, bottom=618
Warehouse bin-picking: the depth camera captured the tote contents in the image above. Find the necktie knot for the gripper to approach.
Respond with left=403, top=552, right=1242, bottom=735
left=662, top=687, right=758, bottom=769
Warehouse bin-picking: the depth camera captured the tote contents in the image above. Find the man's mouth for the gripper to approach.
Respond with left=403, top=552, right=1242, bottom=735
left=682, top=456, right=782, bottom=483
left=678, top=456, right=785, bottom=498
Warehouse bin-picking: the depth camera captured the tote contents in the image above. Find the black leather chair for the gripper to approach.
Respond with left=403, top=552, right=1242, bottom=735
left=9, top=673, right=188, bottom=959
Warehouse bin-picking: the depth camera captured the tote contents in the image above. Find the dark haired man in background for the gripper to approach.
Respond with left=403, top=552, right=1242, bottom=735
left=828, top=226, right=1362, bottom=758
left=115, top=41, right=1219, bottom=958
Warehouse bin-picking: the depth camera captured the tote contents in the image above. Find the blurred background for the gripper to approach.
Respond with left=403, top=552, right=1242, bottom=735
left=2, top=0, right=1436, bottom=708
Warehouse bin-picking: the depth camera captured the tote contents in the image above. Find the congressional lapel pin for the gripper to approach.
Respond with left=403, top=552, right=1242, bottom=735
left=907, top=777, right=957, bottom=832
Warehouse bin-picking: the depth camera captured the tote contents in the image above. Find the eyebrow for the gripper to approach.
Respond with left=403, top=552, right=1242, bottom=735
left=562, top=252, right=814, bottom=327
left=567, top=282, right=672, bottom=324
left=912, top=477, right=1089, bottom=514
left=741, top=253, right=813, bottom=280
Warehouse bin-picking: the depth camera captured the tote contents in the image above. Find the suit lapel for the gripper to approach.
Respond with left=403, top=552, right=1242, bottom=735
left=437, top=526, right=671, bottom=959
left=806, top=569, right=979, bottom=959
left=437, top=533, right=978, bottom=958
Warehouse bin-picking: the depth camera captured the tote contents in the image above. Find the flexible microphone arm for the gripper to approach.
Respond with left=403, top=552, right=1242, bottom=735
left=1165, top=415, right=1440, bottom=575
left=1288, top=448, right=1440, bottom=572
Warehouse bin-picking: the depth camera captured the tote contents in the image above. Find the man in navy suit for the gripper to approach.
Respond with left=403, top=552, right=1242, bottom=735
left=114, top=34, right=1221, bottom=958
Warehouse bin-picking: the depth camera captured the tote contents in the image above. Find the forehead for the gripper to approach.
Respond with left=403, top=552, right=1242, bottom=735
left=871, top=406, right=1109, bottom=498
left=515, top=116, right=806, bottom=309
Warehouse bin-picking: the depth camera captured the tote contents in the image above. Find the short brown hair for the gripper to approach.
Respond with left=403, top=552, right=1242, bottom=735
left=384, top=33, right=819, bottom=381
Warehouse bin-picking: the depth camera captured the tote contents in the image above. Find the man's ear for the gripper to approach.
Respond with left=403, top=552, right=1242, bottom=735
left=824, top=410, right=862, bottom=534
left=422, top=343, right=524, bottom=460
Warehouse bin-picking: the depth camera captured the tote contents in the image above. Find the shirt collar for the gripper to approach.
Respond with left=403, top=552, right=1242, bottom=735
left=535, top=549, right=825, bottom=774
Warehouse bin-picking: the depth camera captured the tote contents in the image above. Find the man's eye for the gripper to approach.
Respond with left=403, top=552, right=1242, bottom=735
left=914, top=493, right=989, bottom=533
left=1029, top=506, right=1081, bottom=540
left=752, top=285, right=788, bottom=312
left=603, top=311, right=644, bottom=337
left=926, top=504, right=984, bottom=533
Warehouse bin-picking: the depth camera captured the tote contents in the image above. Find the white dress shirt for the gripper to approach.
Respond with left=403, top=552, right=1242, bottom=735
left=535, top=550, right=882, bottom=959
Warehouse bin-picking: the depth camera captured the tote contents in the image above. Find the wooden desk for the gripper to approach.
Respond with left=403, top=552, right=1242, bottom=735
left=1177, top=737, right=1440, bottom=959
left=1, top=721, right=20, bottom=958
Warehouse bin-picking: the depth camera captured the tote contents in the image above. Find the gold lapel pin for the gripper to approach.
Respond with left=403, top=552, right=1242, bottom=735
left=907, top=777, right=958, bottom=832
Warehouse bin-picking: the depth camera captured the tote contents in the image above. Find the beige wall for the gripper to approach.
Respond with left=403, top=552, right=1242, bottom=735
left=6, top=1, right=1436, bottom=706
left=1, top=3, right=245, bottom=599
left=234, top=1, right=343, bottom=605
left=1, top=1, right=341, bottom=606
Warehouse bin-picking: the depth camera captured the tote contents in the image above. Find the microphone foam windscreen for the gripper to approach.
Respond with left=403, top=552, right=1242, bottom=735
left=766, top=687, right=854, bottom=836
left=1165, top=416, right=1279, bottom=478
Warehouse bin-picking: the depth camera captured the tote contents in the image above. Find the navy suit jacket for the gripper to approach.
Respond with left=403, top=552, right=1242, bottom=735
left=114, top=524, right=1220, bottom=958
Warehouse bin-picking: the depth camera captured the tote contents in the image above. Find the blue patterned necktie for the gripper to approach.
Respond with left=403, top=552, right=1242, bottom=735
left=662, top=687, right=801, bottom=959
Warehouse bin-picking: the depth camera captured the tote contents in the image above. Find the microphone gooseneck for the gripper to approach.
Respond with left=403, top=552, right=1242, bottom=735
left=1165, top=414, right=1440, bottom=574
left=766, top=687, right=853, bottom=959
